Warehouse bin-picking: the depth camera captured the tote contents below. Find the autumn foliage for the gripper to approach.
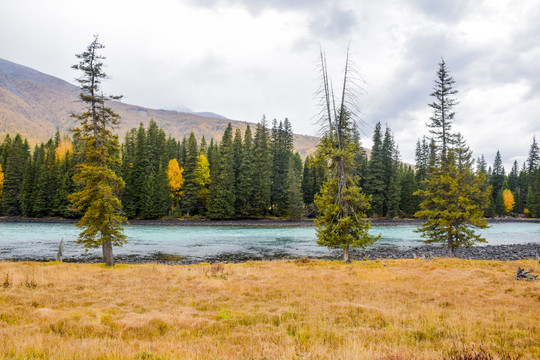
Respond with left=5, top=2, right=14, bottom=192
left=54, top=136, right=73, bottom=160
left=502, top=189, right=515, bottom=213
left=167, top=159, right=184, bottom=203
left=0, top=164, right=4, bottom=199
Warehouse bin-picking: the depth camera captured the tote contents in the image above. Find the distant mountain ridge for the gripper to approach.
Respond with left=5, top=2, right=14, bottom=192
left=0, top=58, right=318, bottom=156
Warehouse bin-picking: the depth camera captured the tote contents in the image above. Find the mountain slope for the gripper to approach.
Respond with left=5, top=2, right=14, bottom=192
left=0, top=58, right=318, bottom=156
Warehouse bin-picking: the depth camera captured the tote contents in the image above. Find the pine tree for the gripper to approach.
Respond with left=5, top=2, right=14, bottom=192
left=314, top=49, right=377, bottom=262
left=382, top=127, right=401, bottom=218
left=527, top=136, right=539, bottom=173
left=490, top=150, right=505, bottom=215
left=2, top=134, right=29, bottom=215
left=181, top=132, right=200, bottom=215
left=428, top=59, right=458, bottom=163
left=69, top=35, right=127, bottom=266
left=208, top=123, right=236, bottom=219
left=415, top=61, right=489, bottom=255
left=415, top=134, right=490, bottom=256
left=364, top=122, right=385, bottom=216
left=286, top=159, right=304, bottom=220
left=252, top=117, right=272, bottom=216
left=236, top=125, right=255, bottom=216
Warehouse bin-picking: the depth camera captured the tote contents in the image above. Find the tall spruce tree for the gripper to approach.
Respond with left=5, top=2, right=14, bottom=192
left=2, top=134, right=29, bottom=215
left=415, top=61, right=490, bottom=255
left=364, top=123, right=385, bottom=216
left=69, top=35, right=127, bottom=266
left=428, top=59, right=458, bottom=163
left=182, top=132, right=200, bottom=215
left=314, top=49, right=377, bottom=262
left=236, top=125, right=255, bottom=216
left=208, top=124, right=236, bottom=218
left=416, top=134, right=490, bottom=255
left=252, top=117, right=272, bottom=216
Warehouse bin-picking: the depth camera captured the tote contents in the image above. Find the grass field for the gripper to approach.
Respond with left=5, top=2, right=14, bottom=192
left=0, top=258, right=538, bottom=359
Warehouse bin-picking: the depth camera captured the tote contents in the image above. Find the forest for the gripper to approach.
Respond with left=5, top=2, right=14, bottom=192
left=0, top=118, right=539, bottom=220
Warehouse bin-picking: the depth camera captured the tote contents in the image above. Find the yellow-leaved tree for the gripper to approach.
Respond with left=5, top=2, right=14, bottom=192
left=0, top=164, right=4, bottom=199
left=502, top=189, right=515, bottom=214
left=167, top=159, right=184, bottom=212
left=194, top=154, right=211, bottom=207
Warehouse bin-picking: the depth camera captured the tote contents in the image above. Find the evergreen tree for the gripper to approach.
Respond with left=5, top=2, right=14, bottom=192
left=490, top=150, right=505, bottom=215
left=398, top=165, right=419, bottom=217
left=382, top=127, right=401, bottom=218
left=2, top=134, right=29, bottom=215
left=527, top=136, right=539, bottom=173
left=69, top=35, right=127, bottom=266
left=364, top=122, right=385, bottom=216
left=208, top=123, right=236, bottom=218
left=252, top=117, right=272, bottom=215
left=415, top=137, right=430, bottom=185
left=301, top=155, right=315, bottom=205
left=271, top=118, right=294, bottom=216
left=181, top=132, right=200, bottom=215
left=314, top=49, right=377, bottom=262
left=236, top=125, right=255, bottom=216
left=428, top=59, right=458, bottom=163
left=416, top=134, right=491, bottom=256
left=286, top=160, right=304, bottom=220
left=416, top=61, right=490, bottom=255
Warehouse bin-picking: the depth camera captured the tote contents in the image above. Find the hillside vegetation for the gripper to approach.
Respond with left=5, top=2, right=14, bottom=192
left=0, top=259, right=538, bottom=359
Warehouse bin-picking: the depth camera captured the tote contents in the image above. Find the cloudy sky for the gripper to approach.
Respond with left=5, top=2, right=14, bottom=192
left=1, top=0, right=539, bottom=168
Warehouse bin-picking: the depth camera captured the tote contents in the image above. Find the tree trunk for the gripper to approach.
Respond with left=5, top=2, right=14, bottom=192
left=102, top=240, right=115, bottom=266
left=447, top=233, right=455, bottom=257
left=343, top=244, right=350, bottom=263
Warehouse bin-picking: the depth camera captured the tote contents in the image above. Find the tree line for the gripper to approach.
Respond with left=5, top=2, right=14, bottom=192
left=0, top=120, right=538, bottom=220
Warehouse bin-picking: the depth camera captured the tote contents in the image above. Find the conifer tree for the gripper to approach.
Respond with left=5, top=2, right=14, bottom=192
left=2, top=134, right=29, bottom=215
left=314, top=49, right=377, bottom=262
left=252, top=117, right=272, bottom=215
left=69, top=35, right=127, bottom=266
left=415, top=61, right=490, bottom=255
left=181, top=132, right=200, bottom=215
left=527, top=136, right=539, bottom=173
left=236, top=125, right=255, bottom=216
left=286, top=160, right=304, bottom=220
left=428, top=59, right=458, bottom=163
left=364, top=123, right=385, bottom=216
left=416, top=135, right=491, bottom=255
left=208, top=124, right=236, bottom=218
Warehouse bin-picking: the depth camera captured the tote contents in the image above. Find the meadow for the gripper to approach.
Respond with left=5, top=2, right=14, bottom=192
left=0, top=258, right=538, bottom=359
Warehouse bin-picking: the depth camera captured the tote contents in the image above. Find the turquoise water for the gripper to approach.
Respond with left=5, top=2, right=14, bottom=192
left=0, top=222, right=539, bottom=260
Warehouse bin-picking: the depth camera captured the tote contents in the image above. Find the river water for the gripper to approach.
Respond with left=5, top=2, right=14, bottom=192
left=0, top=221, right=539, bottom=261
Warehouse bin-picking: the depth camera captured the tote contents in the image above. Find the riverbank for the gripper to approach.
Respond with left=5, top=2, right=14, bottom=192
left=1, top=216, right=539, bottom=226
left=7, top=243, right=539, bottom=264
left=0, top=259, right=537, bottom=359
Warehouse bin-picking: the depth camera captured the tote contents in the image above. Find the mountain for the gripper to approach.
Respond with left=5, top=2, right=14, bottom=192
left=0, top=58, right=318, bottom=156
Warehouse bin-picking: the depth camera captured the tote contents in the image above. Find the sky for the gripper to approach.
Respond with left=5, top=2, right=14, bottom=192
left=1, top=0, right=539, bottom=169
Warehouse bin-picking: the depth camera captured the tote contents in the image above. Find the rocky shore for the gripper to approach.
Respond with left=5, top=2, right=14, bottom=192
left=8, top=243, right=539, bottom=265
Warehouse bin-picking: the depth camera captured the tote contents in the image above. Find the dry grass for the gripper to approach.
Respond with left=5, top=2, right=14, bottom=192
left=0, top=258, right=538, bottom=359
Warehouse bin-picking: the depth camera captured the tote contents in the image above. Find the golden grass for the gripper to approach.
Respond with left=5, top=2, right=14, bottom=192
left=0, top=258, right=538, bottom=359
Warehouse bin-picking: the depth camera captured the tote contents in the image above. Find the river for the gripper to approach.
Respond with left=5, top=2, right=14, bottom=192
left=1, top=221, right=539, bottom=262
